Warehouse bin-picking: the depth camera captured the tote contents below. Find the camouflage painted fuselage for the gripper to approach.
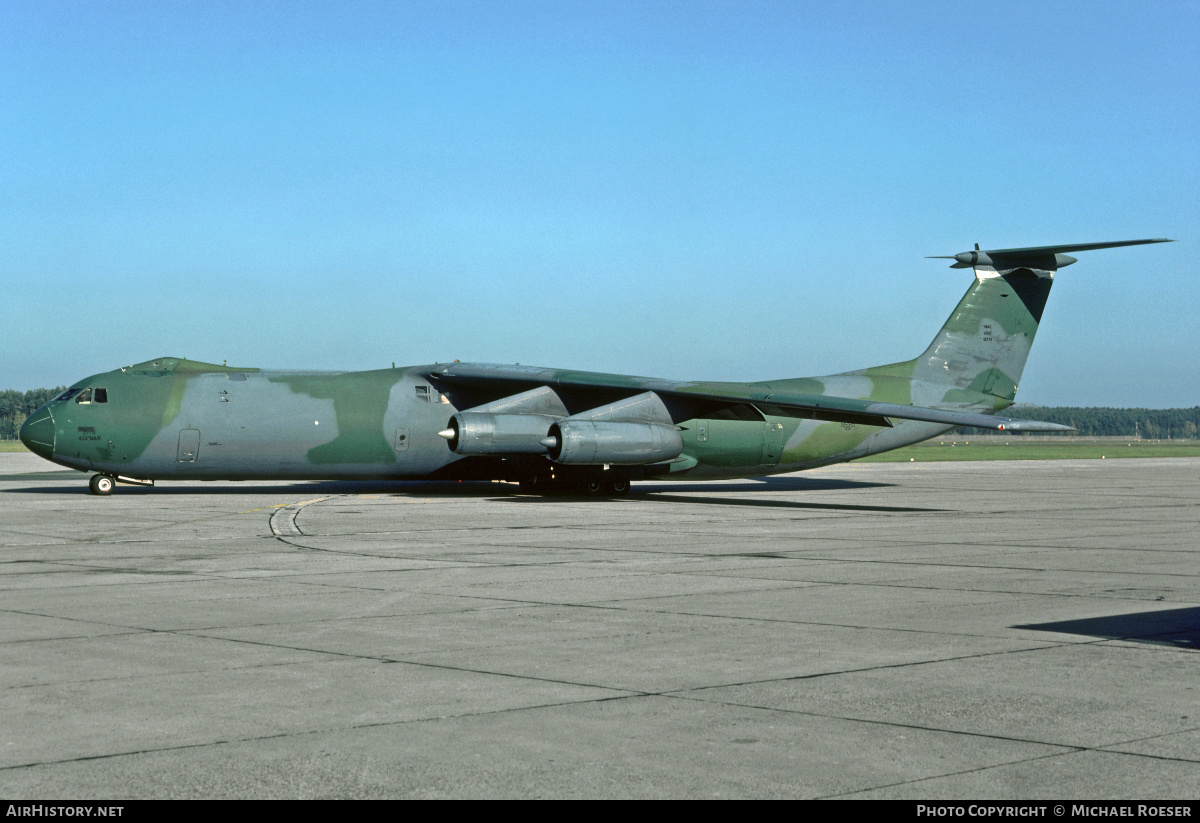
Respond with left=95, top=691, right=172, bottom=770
left=20, top=265, right=1052, bottom=484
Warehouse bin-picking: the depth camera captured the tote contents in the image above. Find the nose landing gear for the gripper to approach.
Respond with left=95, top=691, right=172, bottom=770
left=88, top=474, right=115, bottom=495
left=86, top=474, right=153, bottom=495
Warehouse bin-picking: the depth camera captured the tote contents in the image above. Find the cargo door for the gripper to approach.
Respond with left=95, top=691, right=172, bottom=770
left=177, top=429, right=200, bottom=462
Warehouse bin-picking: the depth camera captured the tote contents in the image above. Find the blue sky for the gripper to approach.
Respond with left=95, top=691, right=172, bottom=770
left=3, top=0, right=1197, bottom=406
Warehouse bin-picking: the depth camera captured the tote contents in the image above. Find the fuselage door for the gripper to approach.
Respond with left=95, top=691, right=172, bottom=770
left=762, top=420, right=785, bottom=464
left=394, top=428, right=409, bottom=452
left=177, top=429, right=200, bottom=463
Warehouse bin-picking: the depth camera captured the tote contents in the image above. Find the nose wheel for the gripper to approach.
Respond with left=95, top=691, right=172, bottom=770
left=88, top=474, right=115, bottom=495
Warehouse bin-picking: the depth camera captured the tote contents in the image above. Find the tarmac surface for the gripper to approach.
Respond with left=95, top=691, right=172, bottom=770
left=1, top=452, right=1197, bottom=799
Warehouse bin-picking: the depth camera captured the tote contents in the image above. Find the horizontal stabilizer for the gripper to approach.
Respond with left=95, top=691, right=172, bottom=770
left=928, top=238, right=1172, bottom=269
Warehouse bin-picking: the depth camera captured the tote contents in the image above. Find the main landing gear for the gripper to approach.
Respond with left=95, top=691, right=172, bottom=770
left=518, top=470, right=631, bottom=497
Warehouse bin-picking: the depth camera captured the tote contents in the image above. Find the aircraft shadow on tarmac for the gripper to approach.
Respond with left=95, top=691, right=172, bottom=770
left=2, top=474, right=899, bottom=502
left=496, top=477, right=945, bottom=513
left=2, top=479, right=938, bottom=514
left=1014, top=607, right=1200, bottom=651
left=637, top=476, right=895, bottom=494
left=1, top=478, right=514, bottom=497
left=626, top=493, right=942, bottom=513
left=3, top=474, right=951, bottom=514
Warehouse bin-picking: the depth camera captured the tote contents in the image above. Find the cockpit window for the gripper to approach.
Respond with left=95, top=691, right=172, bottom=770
left=94, top=388, right=108, bottom=403
left=56, top=388, right=83, bottom=402
left=75, top=389, right=93, bottom=404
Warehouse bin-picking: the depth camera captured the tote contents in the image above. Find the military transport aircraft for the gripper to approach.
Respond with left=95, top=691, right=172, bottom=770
left=20, top=239, right=1170, bottom=495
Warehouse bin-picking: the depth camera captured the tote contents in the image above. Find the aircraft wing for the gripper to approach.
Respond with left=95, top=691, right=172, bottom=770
left=427, top=363, right=1073, bottom=432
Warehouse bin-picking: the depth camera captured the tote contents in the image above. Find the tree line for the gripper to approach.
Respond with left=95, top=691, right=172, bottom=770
left=1, top=387, right=1197, bottom=441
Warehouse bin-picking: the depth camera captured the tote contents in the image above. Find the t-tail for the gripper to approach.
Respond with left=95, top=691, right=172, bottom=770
left=845, top=239, right=1172, bottom=414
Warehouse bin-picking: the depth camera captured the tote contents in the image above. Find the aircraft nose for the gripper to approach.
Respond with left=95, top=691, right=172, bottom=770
left=19, top=406, right=55, bottom=460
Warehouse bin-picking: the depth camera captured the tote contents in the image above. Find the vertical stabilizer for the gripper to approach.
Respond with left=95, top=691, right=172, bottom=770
left=909, top=265, right=1053, bottom=406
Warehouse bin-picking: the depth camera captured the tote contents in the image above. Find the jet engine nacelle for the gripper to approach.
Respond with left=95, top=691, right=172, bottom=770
left=442, top=412, right=555, bottom=455
left=545, top=420, right=683, bottom=465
